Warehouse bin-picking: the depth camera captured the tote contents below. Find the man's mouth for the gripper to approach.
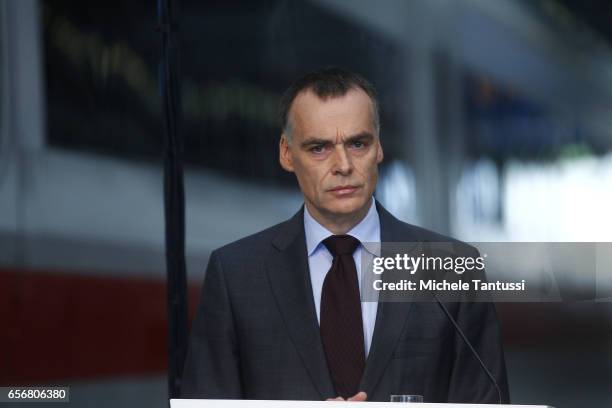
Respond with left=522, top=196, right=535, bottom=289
left=328, top=185, right=360, bottom=196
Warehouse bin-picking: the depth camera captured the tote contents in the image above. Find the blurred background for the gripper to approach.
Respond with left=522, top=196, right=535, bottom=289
left=1, top=0, right=611, bottom=407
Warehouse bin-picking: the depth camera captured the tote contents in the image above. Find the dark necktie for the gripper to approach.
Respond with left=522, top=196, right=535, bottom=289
left=320, top=234, right=365, bottom=398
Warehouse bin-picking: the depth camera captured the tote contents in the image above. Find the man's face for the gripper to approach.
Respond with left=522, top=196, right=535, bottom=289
left=279, top=88, right=383, bottom=221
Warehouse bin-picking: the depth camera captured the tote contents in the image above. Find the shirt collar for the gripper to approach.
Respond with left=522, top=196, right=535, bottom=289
left=304, top=197, right=380, bottom=256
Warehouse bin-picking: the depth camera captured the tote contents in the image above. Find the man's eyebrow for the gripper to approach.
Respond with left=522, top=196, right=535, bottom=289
left=345, top=132, right=374, bottom=143
left=300, top=137, right=331, bottom=148
left=300, top=132, right=374, bottom=148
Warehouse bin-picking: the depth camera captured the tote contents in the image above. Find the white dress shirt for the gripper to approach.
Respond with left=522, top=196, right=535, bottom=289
left=304, top=198, right=380, bottom=357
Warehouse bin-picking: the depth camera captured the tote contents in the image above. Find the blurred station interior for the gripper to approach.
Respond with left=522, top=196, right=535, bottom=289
left=1, top=0, right=611, bottom=407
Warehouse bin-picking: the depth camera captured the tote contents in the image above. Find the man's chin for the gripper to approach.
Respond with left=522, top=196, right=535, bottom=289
left=323, top=197, right=370, bottom=217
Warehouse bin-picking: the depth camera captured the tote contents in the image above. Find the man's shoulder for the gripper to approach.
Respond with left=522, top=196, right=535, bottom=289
left=212, top=214, right=296, bottom=259
left=381, top=208, right=478, bottom=255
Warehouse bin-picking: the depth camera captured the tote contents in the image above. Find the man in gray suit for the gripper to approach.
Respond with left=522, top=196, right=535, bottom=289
left=181, top=67, right=510, bottom=403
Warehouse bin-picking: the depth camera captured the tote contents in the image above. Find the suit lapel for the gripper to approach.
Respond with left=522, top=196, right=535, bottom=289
left=359, top=202, right=416, bottom=397
left=265, top=208, right=335, bottom=399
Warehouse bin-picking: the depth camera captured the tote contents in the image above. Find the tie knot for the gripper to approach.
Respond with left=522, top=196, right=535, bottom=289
left=323, top=235, right=360, bottom=256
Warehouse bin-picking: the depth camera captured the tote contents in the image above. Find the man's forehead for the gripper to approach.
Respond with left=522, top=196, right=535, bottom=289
left=291, top=87, right=372, bottom=111
left=289, top=87, right=375, bottom=136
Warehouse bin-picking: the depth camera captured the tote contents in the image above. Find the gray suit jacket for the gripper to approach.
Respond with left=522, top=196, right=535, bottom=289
left=181, top=202, right=510, bottom=403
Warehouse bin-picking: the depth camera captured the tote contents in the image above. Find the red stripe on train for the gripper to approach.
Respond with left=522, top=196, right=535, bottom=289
left=0, top=268, right=200, bottom=384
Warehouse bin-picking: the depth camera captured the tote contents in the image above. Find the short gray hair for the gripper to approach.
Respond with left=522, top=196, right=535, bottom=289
left=280, top=67, right=380, bottom=143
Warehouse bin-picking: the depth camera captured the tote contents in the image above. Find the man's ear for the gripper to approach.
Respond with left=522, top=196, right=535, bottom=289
left=279, top=133, right=295, bottom=172
left=376, top=137, right=384, bottom=164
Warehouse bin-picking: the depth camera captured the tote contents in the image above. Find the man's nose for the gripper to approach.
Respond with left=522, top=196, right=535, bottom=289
left=331, top=145, right=353, bottom=175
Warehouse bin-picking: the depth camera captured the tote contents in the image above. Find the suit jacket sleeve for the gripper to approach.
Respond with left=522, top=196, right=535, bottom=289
left=181, top=250, right=243, bottom=398
left=446, top=300, right=510, bottom=403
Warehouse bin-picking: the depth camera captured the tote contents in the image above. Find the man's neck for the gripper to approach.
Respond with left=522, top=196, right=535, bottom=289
left=305, top=199, right=373, bottom=235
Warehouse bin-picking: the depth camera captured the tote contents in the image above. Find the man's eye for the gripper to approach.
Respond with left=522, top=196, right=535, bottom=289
left=310, top=145, right=325, bottom=153
left=350, top=141, right=365, bottom=149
